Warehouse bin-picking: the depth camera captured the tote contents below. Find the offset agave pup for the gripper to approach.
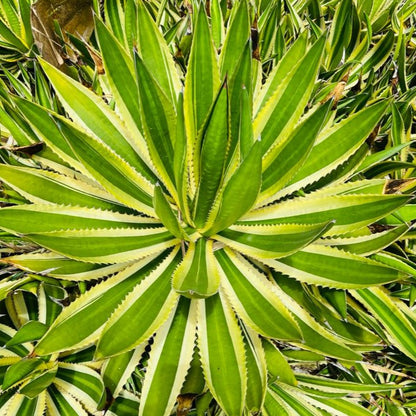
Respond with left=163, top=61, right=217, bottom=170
left=0, top=1, right=413, bottom=415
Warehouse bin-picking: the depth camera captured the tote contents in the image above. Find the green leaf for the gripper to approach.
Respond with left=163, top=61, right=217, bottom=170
left=135, top=0, right=181, bottom=105
left=0, top=165, right=126, bottom=212
left=0, top=205, right=159, bottom=235
left=205, top=139, right=262, bottom=235
left=260, top=101, right=331, bottom=205
left=281, top=101, right=389, bottom=196
left=96, top=250, right=181, bottom=358
left=172, top=238, right=220, bottom=299
left=216, top=249, right=301, bottom=340
left=54, top=363, right=105, bottom=413
left=215, top=222, right=333, bottom=259
left=38, top=59, right=150, bottom=176
left=262, top=339, right=297, bottom=386
left=296, top=374, right=397, bottom=393
left=35, top=255, right=164, bottom=355
left=184, top=4, right=220, bottom=143
left=153, top=185, right=183, bottom=239
left=19, top=367, right=57, bottom=399
left=254, top=36, right=325, bottom=157
left=46, top=384, right=88, bottom=416
left=5, top=321, right=48, bottom=347
left=242, top=193, right=412, bottom=236
left=139, top=298, right=197, bottom=416
left=102, top=346, right=146, bottom=398
left=134, top=52, right=177, bottom=195
left=243, top=327, right=267, bottom=412
left=266, top=245, right=404, bottom=289
left=352, top=288, right=416, bottom=361
left=193, top=80, right=230, bottom=229
left=198, top=292, right=247, bottom=416
left=26, top=227, right=178, bottom=264
left=3, top=358, right=43, bottom=390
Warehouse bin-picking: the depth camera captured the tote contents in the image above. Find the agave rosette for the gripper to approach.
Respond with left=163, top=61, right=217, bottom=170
left=0, top=1, right=414, bottom=415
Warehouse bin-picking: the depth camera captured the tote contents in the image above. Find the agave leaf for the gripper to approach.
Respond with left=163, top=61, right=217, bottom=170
left=259, top=101, right=331, bottom=206
left=94, top=17, right=144, bottom=140
left=5, top=321, right=48, bottom=347
left=2, top=358, right=44, bottom=390
left=27, top=228, right=178, bottom=264
left=215, top=222, right=333, bottom=259
left=242, top=194, right=412, bottom=236
left=0, top=165, right=126, bottom=212
left=95, top=250, right=181, bottom=358
left=35, top=255, right=163, bottom=355
left=102, top=345, right=146, bottom=398
left=60, top=118, right=156, bottom=214
left=46, top=384, right=88, bottom=416
left=2, top=391, right=46, bottom=416
left=53, top=363, right=104, bottom=413
left=279, top=101, right=389, bottom=197
left=2, top=252, right=132, bottom=281
left=352, top=288, right=416, bottom=362
left=254, top=36, right=325, bottom=156
left=308, top=397, right=375, bottom=416
left=265, top=245, right=405, bottom=289
left=204, top=139, right=262, bottom=236
left=139, top=298, right=197, bottom=416
left=296, top=374, right=397, bottom=394
left=269, top=383, right=324, bottom=416
left=318, top=224, right=410, bottom=255
left=38, top=59, right=150, bottom=173
left=198, top=292, right=247, bottom=416
left=184, top=4, right=220, bottom=145
left=153, top=185, right=183, bottom=239
left=134, top=52, right=177, bottom=196
left=135, top=0, right=181, bottom=104
left=263, top=388, right=290, bottom=416
left=262, top=339, right=297, bottom=386
left=107, top=391, right=140, bottom=416
left=173, top=92, right=192, bottom=224
left=19, top=367, right=57, bottom=399
left=193, top=80, right=230, bottom=229
left=0, top=205, right=159, bottom=235
left=243, top=327, right=267, bottom=412
left=254, top=32, right=307, bottom=115
left=272, top=284, right=361, bottom=360
left=172, top=238, right=220, bottom=299
left=219, top=0, right=250, bottom=78
left=216, top=249, right=301, bottom=340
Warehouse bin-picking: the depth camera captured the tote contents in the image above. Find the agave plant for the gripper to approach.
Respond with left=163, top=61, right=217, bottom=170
left=0, top=1, right=415, bottom=415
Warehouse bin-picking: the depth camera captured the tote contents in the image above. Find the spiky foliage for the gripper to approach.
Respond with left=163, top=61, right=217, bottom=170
left=0, top=1, right=416, bottom=415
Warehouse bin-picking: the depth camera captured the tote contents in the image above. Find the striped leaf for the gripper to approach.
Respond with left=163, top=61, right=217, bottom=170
left=39, top=60, right=150, bottom=175
left=0, top=205, right=159, bottom=235
left=198, top=293, right=247, bottom=416
left=193, top=80, right=230, bottom=229
left=95, top=250, right=182, bottom=358
left=2, top=252, right=133, bottom=281
left=1, top=391, right=46, bottom=416
left=172, top=238, right=220, bottom=299
left=280, top=101, right=389, bottom=197
left=216, top=249, right=301, bottom=340
left=352, top=288, right=416, bottom=361
left=53, top=363, right=104, bottom=413
left=35, top=255, right=163, bottom=355
left=26, top=228, right=178, bottom=264
left=139, top=298, right=197, bottom=416
left=215, top=222, right=333, bottom=259
left=254, top=36, right=325, bottom=157
left=102, top=346, right=146, bottom=398
left=0, top=165, right=125, bottom=212
left=184, top=4, right=220, bottom=144
left=241, top=194, right=412, bottom=236
left=265, top=245, right=404, bottom=289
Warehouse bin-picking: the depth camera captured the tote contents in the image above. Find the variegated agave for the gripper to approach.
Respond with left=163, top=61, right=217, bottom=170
left=0, top=1, right=415, bottom=415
